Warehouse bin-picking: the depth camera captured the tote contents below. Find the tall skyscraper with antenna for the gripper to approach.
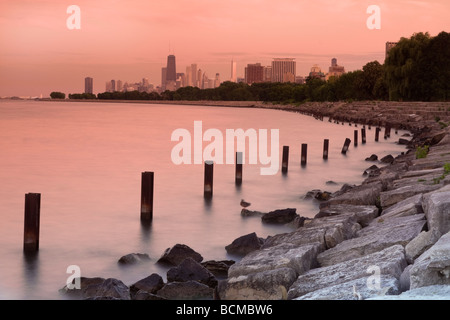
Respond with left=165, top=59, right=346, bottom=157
left=166, top=55, right=176, bottom=82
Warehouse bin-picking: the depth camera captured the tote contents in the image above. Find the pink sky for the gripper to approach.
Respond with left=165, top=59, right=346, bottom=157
left=0, top=0, right=449, bottom=97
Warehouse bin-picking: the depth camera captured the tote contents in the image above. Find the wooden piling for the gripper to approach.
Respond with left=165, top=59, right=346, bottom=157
left=235, top=152, right=243, bottom=185
left=384, top=123, right=391, bottom=139
left=301, top=143, right=307, bottom=166
left=341, top=138, right=351, bottom=154
left=23, top=193, right=41, bottom=253
left=354, top=130, right=358, bottom=147
left=140, top=172, right=154, bottom=221
left=282, top=146, right=289, bottom=174
left=375, top=127, right=380, bottom=142
left=204, top=161, right=214, bottom=199
left=361, top=128, right=366, bottom=144
left=323, top=139, right=329, bottom=160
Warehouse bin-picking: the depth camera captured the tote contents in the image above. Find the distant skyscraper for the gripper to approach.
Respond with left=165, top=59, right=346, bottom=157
left=327, top=58, right=345, bottom=80
left=111, top=80, right=116, bottom=92
left=186, top=66, right=192, bottom=86
left=161, top=67, right=167, bottom=90
left=245, top=63, right=264, bottom=84
left=271, top=58, right=296, bottom=83
left=231, top=60, right=237, bottom=82
left=84, top=77, right=93, bottom=94
left=191, top=64, right=198, bottom=88
left=214, top=73, right=220, bottom=88
left=197, top=68, right=202, bottom=88
left=117, top=80, right=123, bottom=92
left=166, top=55, right=176, bottom=82
left=385, top=41, right=398, bottom=60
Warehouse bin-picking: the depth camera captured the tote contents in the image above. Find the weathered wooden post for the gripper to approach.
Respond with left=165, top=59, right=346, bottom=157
left=384, top=123, right=391, bottom=139
left=341, top=138, right=351, bottom=154
left=375, top=127, right=380, bottom=142
left=301, top=143, right=308, bottom=166
left=204, top=161, right=214, bottom=199
left=140, top=172, right=154, bottom=221
left=235, top=152, right=243, bottom=186
left=23, top=193, right=41, bottom=253
left=354, top=130, right=358, bottom=147
left=323, top=139, right=329, bottom=160
left=361, top=127, right=367, bottom=144
left=282, top=146, right=289, bottom=174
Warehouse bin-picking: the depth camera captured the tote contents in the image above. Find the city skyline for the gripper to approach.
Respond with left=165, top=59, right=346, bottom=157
left=1, top=0, right=449, bottom=97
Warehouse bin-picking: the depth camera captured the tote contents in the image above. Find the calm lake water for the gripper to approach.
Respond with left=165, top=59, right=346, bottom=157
left=0, top=100, right=409, bottom=299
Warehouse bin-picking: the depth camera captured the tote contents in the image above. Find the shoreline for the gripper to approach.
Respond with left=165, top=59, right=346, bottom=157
left=54, top=99, right=450, bottom=300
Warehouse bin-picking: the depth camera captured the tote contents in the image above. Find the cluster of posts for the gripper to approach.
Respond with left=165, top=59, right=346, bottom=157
left=22, top=120, right=394, bottom=254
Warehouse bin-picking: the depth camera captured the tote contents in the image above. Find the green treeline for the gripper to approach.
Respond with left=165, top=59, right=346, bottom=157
left=65, top=31, right=449, bottom=103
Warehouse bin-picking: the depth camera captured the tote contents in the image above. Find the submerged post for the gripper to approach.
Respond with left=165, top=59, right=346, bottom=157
left=375, top=127, right=380, bottom=142
left=361, top=128, right=367, bottom=144
left=23, top=193, right=41, bottom=253
left=282, top=146, right=289, bottom=174
left=384, top=123, right=391, bottom=139
left=341, top=138, right=351, bottom=154
left=140, top=172, right=154, bottom=221
left=323, top=139, right=329, bottom=160
left=301, top=144, right=307, bottom=166
left=354, top=130, right=358, bottom=147
left=204, top=161, right=214, bottom=199
left=235, top=152, right=243, bottom=186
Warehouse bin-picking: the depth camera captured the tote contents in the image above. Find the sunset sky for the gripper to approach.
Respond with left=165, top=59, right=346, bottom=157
left=0, top=0, right=449, bottom=97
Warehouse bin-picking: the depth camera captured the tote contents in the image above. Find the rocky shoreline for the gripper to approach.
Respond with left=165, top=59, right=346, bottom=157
left=59, top=101, right=450, bottom=300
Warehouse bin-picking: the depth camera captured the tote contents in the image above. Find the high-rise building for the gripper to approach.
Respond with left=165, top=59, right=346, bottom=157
left=309, top=64, right=326, bottom=80
left=186, top=66, right=192, bottom=87
left=166, top=55, right=176, bottom=82
left=263, top=66, right=272, bottom=82
left=111, top=80, right=116, bottom=92
left=191, top=64, right=198, bottom=88
left=117, top=80, right=123, bottom=92
left=231, top=60, right=237, bottom=82
left=385, top=42, right=398, bottom=60
left=161, top=67, right=167, bottom=91
left=245, top=63, right=264, bottom=84
left=326, top=58, right=345, bottom=80
left=197, top=68, right=202, bottom=88
left=84, top=77, right=93, bottom=94
left=271, top=58, right=296, bottom=83
left=214, top=73, right=220, bottom=88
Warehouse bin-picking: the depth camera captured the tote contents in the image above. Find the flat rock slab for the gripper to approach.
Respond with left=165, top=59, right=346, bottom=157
left=380, top=184, right=441, bottom=208
left=380, top=194, right=423, bottom=219
left=294, top=275, right=400, bottom=300
left=410, top=231, right=450, bottom=289
left=315, top=204, right=379, bottom=227
left=156, top=281, right=213, bottom=300
left=367, top=285, right=450, bottom=300
left=228, top=243, right=322, bottom=278
left=287, top=245, right=407, bottom=300
left=217, top=267, right=297, bottom=300
left=321, top=182, right=383, bottom=208
left=317, top=215, right=426, bottom=267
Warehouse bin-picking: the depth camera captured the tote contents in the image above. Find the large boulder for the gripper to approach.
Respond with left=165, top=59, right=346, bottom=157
left=287, top=245, right=407, bottom=300
left=59, top=277, right=130, bottom=300
left=405, top=228, right=442, bottom=264
left=314, top=204, right=379, bottom=227
left=217, top=267, right=297, bottom=300
left=320, top=181, right=383, bottom=208
left=228, top=243, right=322, bottom=278
left=380, top=184, right=441, bottom=208
left=317, top=215, right=426, bottom=267
left=423, top=185, right=450, bottom=235
left=157, top=244, right=203, bottom=266
left=166, top=258, right=218, bottom=288
left=225, top=232, right=264, bottom=256
left=261, top=208, right=298, bottom=224
left=156, top=281, right=213, bottom=300
left=118, top=253, right=151, bottom=265
left=380, top=194, right=423, bottom=219
left=129, top=273, right=165, bottom=298
left=201, top=260, right=235, bottom=278
left=410, top=231, right=450, bottom=289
